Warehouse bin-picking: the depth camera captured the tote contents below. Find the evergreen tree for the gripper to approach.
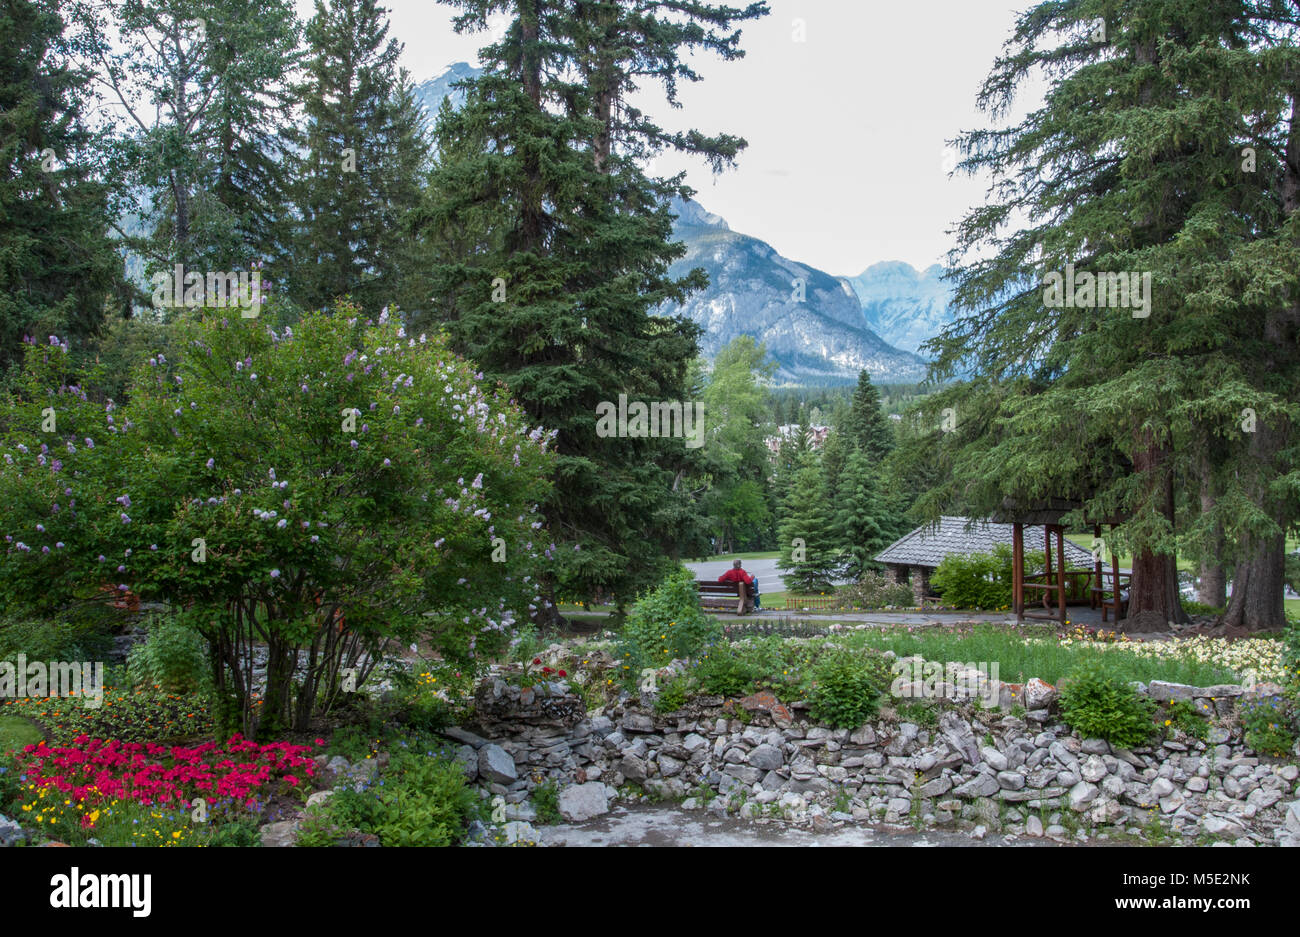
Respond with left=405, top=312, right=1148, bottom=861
left=777, top=450, right=840, bottom=593
left=840, top=369, right=895, bottom=465
left=418, top=0, right=766, bottom=609
left=289, top=0, right=429, bottom=315
left=836, top=445, right=891, bottom=580
left=916, top=0, right=1297, bottom=630
left=0, top=0, right=121, bottom=370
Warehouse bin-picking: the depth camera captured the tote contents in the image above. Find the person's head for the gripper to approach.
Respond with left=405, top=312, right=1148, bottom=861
left=733, top=559, right=743, bottom=569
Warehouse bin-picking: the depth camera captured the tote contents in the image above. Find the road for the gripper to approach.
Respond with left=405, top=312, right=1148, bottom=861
left=683, top=557, right=851, bottom=593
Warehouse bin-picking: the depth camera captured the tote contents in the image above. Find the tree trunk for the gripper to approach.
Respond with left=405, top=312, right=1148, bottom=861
left=1223, top=533, right=1286, bottom=630
left=1197, top=470, right=1227, bottom=607
left=1123, top=430, right=1189, bottom=631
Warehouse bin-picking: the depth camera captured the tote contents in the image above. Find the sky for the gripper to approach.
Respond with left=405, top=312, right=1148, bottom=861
left=295, top=0, right=1045, bottom=277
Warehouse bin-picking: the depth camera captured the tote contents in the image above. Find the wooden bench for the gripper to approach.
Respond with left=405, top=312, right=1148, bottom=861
left=697, top=580, right=753, bottom=614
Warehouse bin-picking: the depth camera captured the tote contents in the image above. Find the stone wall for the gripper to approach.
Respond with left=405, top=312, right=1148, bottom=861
left=447, top=680, right=1300, bottom=847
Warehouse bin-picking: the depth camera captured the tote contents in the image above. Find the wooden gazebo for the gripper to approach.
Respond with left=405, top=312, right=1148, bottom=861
left=994, top=499, right=1128, bottom=626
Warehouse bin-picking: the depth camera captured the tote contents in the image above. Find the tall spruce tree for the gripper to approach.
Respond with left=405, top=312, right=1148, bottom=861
left=418, top=0, right=766, bottom=610
left=840, top=369, right=894, bottom=465
left=0, top=0, right=121, bottom=370
left=289, top=0, right=429, bottom=315
left=777, top=449, right=840, bottom=593
left=916, top=0, right=1296, bottom=630
left=836, top=444, right=891, bottom=580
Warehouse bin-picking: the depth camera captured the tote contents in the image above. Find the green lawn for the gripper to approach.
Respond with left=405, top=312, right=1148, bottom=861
left=0, top=714, right=44, bottom=754
left=697, top=550, right=780, bottom=563
left=1065, top=534, right=1300, bottom=574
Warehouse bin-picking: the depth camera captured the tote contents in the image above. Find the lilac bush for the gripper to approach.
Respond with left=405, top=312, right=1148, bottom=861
left=0, top=302, right=555, bottom=736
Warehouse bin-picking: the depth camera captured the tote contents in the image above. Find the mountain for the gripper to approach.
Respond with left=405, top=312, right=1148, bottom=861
left=409, top=64, right=927, bottom=385
left=844, top=261, right=955, bottom=356
left=660, top=199, right=927, bottom=385
left=414, top=62, right=482, bottom=119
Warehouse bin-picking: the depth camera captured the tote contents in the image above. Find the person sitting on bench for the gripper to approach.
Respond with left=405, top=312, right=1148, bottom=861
left=717, top=559, right=760, bottom=610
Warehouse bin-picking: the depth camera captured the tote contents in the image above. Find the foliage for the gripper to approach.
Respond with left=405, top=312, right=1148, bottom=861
left=532, top=779, right=561, bottom=825
left=1163, top=700, right=1210, bottom=740
left=777, top=450, right=842, bottom=592
left=694, top=646, right=764, bottom=698
left=695, top=336, right=778, bottom=554
left=1238, top=696, right=1297, bottom=758
left=807, top=651, right=881, bottom=729
left=0, top=0, right=123, bottom=372
left=127, top=613, right=210, bottom=694
left=5, top=684, right=214, bottom=746
left=617, top=568, right=721, bottom=675
left=0, top=305, right=554, bottom=736
left=367, top=751, right=478, bottom=846
left=288, top=0, right=429, bottom=315
left=1180, top=600, right=1225, bottom=618
left=834, top=572, right=914, bottom=610
left=1058, top=659, right=1156, bottom=748
left=0, top=606, right=116, bottom=661
left=654, top=677, right=688, bottom=714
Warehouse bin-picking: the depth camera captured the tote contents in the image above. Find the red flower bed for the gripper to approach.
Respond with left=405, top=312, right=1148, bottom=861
left=16, top=734, right=318, bottom=808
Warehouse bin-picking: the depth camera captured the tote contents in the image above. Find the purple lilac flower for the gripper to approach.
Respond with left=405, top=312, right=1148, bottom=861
left=206, top=458, right=215, bottom=469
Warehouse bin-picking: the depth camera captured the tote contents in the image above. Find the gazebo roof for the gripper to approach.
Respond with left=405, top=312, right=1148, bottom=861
left=874, top=516, right=1095, bottom=569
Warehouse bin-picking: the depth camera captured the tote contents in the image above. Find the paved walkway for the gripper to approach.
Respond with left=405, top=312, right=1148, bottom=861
left=537, top=805, right=1070, bottom=847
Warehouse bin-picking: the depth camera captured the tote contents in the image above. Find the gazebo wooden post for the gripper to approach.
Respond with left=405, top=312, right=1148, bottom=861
left=1043, top=527, right=1052, bottom=610
left=1012, top=522, right=1024, bottom=620
left=1091, top=523, right=1102, bottom=610
left=1055, top=525, right=1067, bottom=624
left=1111, top=526, right=1121, bottom=623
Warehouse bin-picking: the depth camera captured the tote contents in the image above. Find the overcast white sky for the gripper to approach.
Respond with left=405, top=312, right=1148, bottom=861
left=295, top=0, right=1044, bottom=276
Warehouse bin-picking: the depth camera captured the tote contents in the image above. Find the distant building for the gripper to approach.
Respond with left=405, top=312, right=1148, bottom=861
left=765, top=424, right=830, bottom=455
left=874, top=516, right=1094, bottom=604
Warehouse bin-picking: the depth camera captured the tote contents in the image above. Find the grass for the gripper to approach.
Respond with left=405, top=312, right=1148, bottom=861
left=1065, top=534, right=1300, bottom=575
left=695, top=550, right=781, bottom=563
left=837, top=623, right=1239, bottom=686
left=0, top=714, right=44, bottom=754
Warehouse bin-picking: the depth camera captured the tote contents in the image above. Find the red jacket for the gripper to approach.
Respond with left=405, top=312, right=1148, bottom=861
left=718, top=567, right=752, bottom=586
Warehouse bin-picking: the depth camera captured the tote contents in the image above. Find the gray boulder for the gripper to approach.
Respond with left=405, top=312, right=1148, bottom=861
left=478, top=743, right=518, bottom=785
left=558, top=782, right=611, bottom=822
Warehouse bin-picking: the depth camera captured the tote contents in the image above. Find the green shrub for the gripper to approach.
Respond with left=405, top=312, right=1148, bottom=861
left=808, top=652, right=881, bottom=729
left=930, top=546, right=1048, bottom=610
left=0, top=608, right=115, bottom=661
left=127, top=613, right=210, bottom=693
left=694, top=646, right=764, bottom=697
left=1058, top=659, right=1156, bottom=747
left=198, top=816, right=262, bottom=847
left=654, top=676, right=689, bottom=713
left=1180, top=600, right=1225, bottom=618
left=1164, top=699, right=1210, bottom=740
left=532, top=779, right=561, bottom=825
left=618, top=567, right=721, bottom=676
left=1239, top=696, right=1297, bottom=757
left=370, top=752, right=479, bottom=846
left=834, top=572, right=914, bottom=609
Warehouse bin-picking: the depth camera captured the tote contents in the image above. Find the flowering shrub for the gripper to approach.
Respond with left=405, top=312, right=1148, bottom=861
left=1238, top=696, right=1297, bottom=757
left=0, top=305, right=555, bottom=736
left=15, top=734, right=317, bottom=809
